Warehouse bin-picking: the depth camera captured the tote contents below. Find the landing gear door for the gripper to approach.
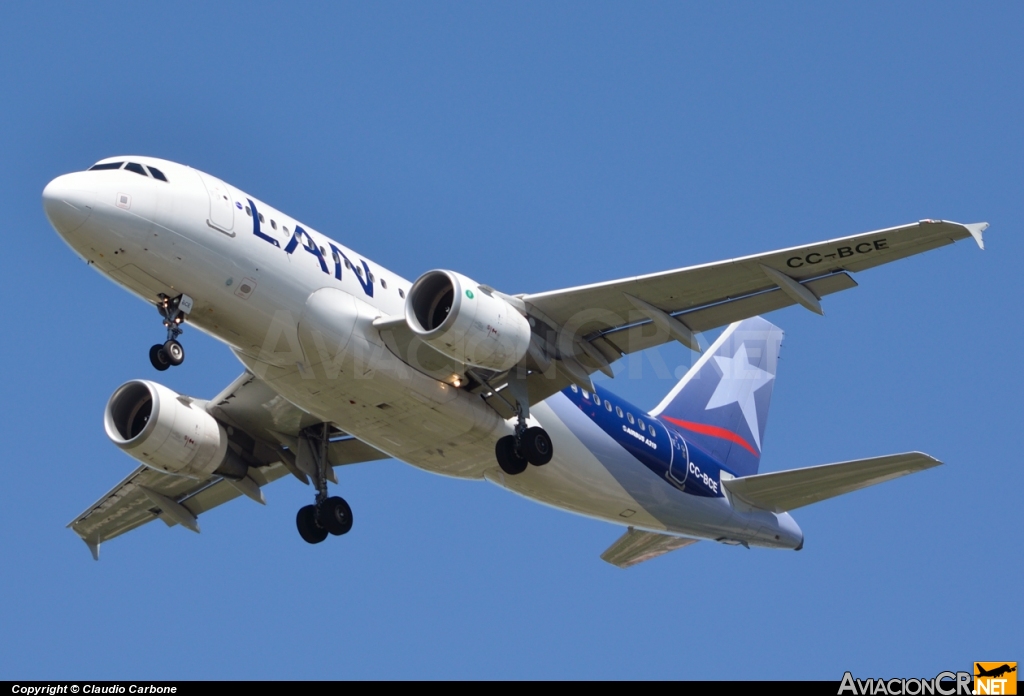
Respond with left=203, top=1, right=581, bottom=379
left=197, top=171, right=235, bottom=234
left=667, top=430, right=689, bottom=487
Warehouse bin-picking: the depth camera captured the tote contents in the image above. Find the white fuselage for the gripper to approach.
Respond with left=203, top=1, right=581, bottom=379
left=43, top=156, right=802, bottom=549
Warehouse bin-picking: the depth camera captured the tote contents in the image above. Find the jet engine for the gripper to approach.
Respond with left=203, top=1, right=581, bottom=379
left=104, top=380, right=248, bottom=480
left=405, top=270, right=531, bottom=372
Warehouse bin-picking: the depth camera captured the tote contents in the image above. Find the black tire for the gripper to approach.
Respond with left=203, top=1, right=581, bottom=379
left=163, top=339, right=185, bottom=366
left=319, top=496, right=353, bottom=536
left=495, top=435, right=528, bottom=475
left=296, top=504, right=328, bottom=544
left=149, top=344, right=171, bottom=371
left=523, top=426, right=553, bottom=466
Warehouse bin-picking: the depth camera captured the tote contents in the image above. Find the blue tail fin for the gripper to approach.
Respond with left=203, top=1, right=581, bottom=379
left=650, top=316, right=783, bottom=477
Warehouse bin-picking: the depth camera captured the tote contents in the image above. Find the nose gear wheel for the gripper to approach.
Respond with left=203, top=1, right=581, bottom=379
left=149, top=294, right=192, bottom=370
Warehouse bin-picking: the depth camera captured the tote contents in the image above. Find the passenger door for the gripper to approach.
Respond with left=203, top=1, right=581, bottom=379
left=197, top=171, right=235, bottom=234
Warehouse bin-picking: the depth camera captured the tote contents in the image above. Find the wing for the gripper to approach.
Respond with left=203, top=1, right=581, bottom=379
left=469, top=219, right=986, bottom=416
left=525, top=219, right=986, bottom=352
left=68, top=372, right=390, bottom=558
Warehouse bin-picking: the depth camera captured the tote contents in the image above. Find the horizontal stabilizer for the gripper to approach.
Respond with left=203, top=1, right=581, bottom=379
left=722, top=451, right=941, bottom=513
left=601, top=527, right=699, bottom=568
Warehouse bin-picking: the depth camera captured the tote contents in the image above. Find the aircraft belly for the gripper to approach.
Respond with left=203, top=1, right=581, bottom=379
left=487, top=400, right=667, bottom=531
left=235, top=340, right=508, bottom=480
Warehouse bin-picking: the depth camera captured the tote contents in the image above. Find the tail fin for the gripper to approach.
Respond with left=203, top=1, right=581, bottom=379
left=650, top=316, right=783, bottom=477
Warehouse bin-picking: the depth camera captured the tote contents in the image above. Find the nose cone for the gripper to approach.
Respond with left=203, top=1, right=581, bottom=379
left=43, top=173, right=95, bottom=235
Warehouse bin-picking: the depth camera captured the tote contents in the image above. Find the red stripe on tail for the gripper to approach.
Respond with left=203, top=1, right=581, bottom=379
left=662, top=416, right=759, bottom=456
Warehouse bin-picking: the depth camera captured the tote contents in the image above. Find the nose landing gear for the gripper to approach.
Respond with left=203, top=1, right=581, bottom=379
left=295, top=424, right=354, bottom=545
left=149, top=294, right=192, bottom=371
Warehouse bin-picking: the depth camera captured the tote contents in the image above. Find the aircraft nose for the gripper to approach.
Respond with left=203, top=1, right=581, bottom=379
left=42, top=173, right=95, bottom=235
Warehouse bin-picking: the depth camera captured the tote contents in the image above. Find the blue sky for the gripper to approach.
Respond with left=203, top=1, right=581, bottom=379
left=1, top=2, right=1020, bottom=680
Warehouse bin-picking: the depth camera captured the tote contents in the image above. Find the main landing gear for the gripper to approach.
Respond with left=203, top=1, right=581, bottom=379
left=149, top=294, right=193, bottom=371
left=495, top=403, right=553, bottom=476
left=296, top=424, right=353, bottom=545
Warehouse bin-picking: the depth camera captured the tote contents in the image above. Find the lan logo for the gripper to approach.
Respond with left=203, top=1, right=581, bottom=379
left=975, top=663, right=1017, bottom=695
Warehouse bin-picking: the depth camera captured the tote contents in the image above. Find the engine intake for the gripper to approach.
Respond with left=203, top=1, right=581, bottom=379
left=405, top=270, right=531, bottom=372
left=105, top=380, right=247, bottom=480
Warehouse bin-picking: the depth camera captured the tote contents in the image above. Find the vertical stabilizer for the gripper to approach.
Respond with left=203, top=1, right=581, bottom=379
left=650, top=316, right=783, bottom=476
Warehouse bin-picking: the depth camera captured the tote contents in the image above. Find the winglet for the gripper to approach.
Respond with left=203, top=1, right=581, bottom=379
left=964, top=222, right=988, bottom=250
left=81, top=535, right=100, bottom=561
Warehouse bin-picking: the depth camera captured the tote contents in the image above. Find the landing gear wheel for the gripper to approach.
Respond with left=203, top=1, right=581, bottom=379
left=296, top=504, right=328, bottom=544
left=163, top=339, right=185, bottom=366
left=523, top=426, right=553, bottom=466
left=496, top=435, right=528, bottom=475
left=319, top=496, right=353, bottom=536
left=149, top=344, right=171, bottom=371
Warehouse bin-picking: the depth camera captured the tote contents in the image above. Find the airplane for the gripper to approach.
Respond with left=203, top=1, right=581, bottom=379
left=976, top=665, right=1017, bottom=679
left=42, top=156, right=987, bottom=566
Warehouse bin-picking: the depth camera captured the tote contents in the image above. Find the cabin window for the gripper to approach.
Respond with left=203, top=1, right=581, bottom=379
left=258, top=213, right=265, bottom=223
left=605, top=401, right=612, bottom=412
left=381, top=279, right=388, bottom=289
left=593, top=395, right=601, bottom=406
left=626, top=413, right=635, bottom=425
left=270, top=220, right=277, bottom=230
left=245, top=206, right=251, bottom=216
left=570, top=384, right=578, bottom=393
left=615, top=406, right=623, bottom=418
left=399, top=289, right=406, bottom=299
left=638, top=420, right=646, bottom=432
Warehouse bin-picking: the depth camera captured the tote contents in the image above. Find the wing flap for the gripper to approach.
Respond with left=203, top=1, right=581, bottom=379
left=722, top=451, right=942, bottom=513
left=600, top=527, right=699, bottom=568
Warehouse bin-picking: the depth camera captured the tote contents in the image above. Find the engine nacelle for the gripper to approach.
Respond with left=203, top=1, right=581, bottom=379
left=405, top=270, right=531, bottom=372
left=104, top=380, right=247, bottom=480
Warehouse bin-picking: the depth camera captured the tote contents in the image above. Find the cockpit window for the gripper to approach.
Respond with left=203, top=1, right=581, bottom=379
left=124, top=162, right=148, bottom=177
left=89, top=161, right=124, bottom=171
left=147, top=166, right=168, bottom=182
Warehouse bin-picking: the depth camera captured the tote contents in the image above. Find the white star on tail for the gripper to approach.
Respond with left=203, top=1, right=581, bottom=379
left=705, top=342, right=774, bottom=450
